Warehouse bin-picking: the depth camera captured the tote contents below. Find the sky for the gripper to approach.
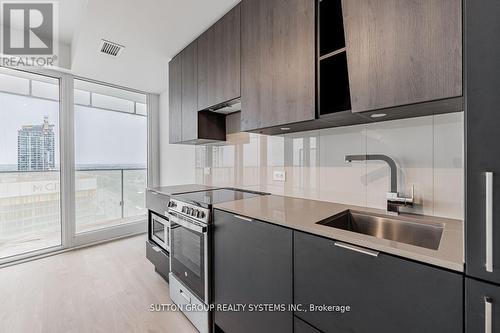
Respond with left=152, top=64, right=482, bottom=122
left=0, top=92, right=147, bottom=168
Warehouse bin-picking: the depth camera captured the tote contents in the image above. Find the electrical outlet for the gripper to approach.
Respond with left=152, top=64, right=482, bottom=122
left=273, top=170, right=286, bottom=182
left=204, top=167, right=211, bottom=175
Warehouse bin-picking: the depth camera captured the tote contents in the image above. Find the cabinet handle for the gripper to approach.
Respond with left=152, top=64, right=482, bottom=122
left=180, top=289, right=191, bottom=304
left=485, top=297, right=492, bottom=333
left=486, top=172, right=493, bottom=272
left=334, top=242, right=379, bottom=257
left=233, top=214, right=253, bottom=222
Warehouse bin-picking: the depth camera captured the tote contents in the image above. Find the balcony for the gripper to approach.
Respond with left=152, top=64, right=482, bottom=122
left=0, top=167, right=147, bottom=259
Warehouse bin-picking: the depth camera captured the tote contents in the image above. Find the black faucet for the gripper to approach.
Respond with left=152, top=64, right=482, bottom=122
left=345, top=154, right=414, bottom=214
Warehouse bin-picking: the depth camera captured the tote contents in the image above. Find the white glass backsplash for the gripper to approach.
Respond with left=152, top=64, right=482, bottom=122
left=195, top=112, right=464, bottom=219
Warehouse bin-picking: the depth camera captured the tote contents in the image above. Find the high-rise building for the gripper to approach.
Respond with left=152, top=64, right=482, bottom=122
left=17, top=116, right=56, bottom=171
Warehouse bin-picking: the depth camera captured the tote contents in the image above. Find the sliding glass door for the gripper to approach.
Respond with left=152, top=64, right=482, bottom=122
left=72, top=79, right=147, bottom=243
left=0, top=68, right=62, bottom=260
left=0, top=67, right=151, bottom=263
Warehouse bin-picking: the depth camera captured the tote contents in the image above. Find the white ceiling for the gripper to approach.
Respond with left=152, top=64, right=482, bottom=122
left=65, top=0, right=240, bottom=93
left=59, top=0, right=87, bottom=43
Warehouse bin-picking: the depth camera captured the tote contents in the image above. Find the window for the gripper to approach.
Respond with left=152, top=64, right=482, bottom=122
left=0, top=68, right=61, bottom=259
left=0, top=68, right=151, bottom=263
left=74, top=79, right=147, bottom=233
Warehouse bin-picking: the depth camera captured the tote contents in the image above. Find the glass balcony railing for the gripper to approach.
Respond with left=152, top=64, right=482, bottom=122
left=0, top=170, right=62, bottom=259
left=0, top=167, right=147, bottom=259
left=75, top=167, right=147, bottom=233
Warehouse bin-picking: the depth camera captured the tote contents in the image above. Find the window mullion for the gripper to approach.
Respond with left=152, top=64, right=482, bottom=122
left=59, top=73, right=75, bottom=248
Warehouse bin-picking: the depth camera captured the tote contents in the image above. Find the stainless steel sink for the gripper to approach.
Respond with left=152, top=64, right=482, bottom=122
left=317, top=210, right=444, bottom=250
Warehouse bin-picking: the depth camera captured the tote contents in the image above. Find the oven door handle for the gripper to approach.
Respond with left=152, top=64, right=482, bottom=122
left=169, top=213, right=207, bottom=234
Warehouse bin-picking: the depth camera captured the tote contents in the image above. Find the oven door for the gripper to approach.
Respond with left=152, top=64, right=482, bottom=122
left=150, top=213, right=170, bottom=252
left=169, top=211, right=208, bottom=303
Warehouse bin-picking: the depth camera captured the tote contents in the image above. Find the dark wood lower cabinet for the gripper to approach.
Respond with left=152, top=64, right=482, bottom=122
left=213, top=209, right=293, bottom=333
left=294, top=316, right=323, bottom=333
left=212, top=211, right=464, bottom=333
left=294, top=231, right=463, bottom=333
left=466, top=278, right=500, bottom=332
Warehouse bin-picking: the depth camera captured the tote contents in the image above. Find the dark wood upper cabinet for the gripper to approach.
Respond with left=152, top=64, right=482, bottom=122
left=169, top=42, right=226, bottom=144
left=197, top=4, right=241, bottom=111
left=171, top=0, right=464, bottom=140
left=181, top=41, right=198, bottom=142
left=240, top=0, right=316, bottom=131
left=168, top=54, right=182, bottom=144
left=341, top=0, right=462, bottom=114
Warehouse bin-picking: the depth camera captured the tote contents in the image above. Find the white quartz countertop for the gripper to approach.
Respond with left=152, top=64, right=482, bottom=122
left=214, top=194, right=464, bottom=272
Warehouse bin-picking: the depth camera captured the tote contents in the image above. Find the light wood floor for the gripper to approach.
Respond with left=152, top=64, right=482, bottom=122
left=0, top=235, right=197, bottom=333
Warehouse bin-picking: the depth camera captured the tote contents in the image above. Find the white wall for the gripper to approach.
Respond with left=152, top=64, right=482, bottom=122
left=158, top=67, right=196, bottom=186
left=58, top=42, right=72, bottom=70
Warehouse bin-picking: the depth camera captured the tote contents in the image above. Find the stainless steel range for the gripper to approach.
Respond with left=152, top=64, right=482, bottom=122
left=167, top=188, right=267, bottom=333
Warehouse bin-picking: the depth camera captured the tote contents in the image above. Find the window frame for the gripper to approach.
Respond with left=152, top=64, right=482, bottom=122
left=0, top=66, right=158, bottom=266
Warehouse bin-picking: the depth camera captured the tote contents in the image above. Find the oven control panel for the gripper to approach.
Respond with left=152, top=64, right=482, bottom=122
left=168, top=199, right=210, bottom=224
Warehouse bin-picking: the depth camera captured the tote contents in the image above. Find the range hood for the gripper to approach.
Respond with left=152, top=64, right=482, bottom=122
left=207, top=99, right=241, bottom=114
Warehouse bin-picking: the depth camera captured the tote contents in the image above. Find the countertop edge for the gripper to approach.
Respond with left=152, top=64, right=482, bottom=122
left=147, top=184, right=217, bottom=196
left=213, top=197, right=464, bottom=273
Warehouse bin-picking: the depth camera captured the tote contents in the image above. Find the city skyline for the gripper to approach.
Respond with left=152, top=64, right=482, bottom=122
left=0, top=91, right=147, bottom=170
left=17, top=115, right=56, bottom=171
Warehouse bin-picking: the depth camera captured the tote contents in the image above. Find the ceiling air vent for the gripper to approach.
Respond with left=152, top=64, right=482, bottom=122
left=99, top=39, right=125, bottom=57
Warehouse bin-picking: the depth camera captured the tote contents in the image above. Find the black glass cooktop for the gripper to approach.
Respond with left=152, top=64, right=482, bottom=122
left=172, top=188, right=267, bottom=208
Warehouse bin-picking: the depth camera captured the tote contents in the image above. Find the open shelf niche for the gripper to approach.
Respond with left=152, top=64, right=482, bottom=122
left=318, top=0, right=352, bottom=116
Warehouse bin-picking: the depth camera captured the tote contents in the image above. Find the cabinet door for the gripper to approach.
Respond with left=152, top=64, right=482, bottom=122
left=294, top=316, right=322, bottom=333
left=197, top=4, right=240, bottom=110
left=342, top=0, right=462, bottom=113
left=240, top=0, right=316, bottom=131
left=181, top=41, right=198, bottom=142
left=466, top=278, right=500, bottom=333
left=294, top=231, right=463, bottom=333
left=213, top=209, right=293, bottom=333
left=466, top=0, right=500, bottom=285
left=168, top=54, right=182, bottom=143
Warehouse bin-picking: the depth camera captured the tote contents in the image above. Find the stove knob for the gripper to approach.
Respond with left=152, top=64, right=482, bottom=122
left=182, top=206, right=187, bottom=213
left=192, top=209, right=198, bottom=217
